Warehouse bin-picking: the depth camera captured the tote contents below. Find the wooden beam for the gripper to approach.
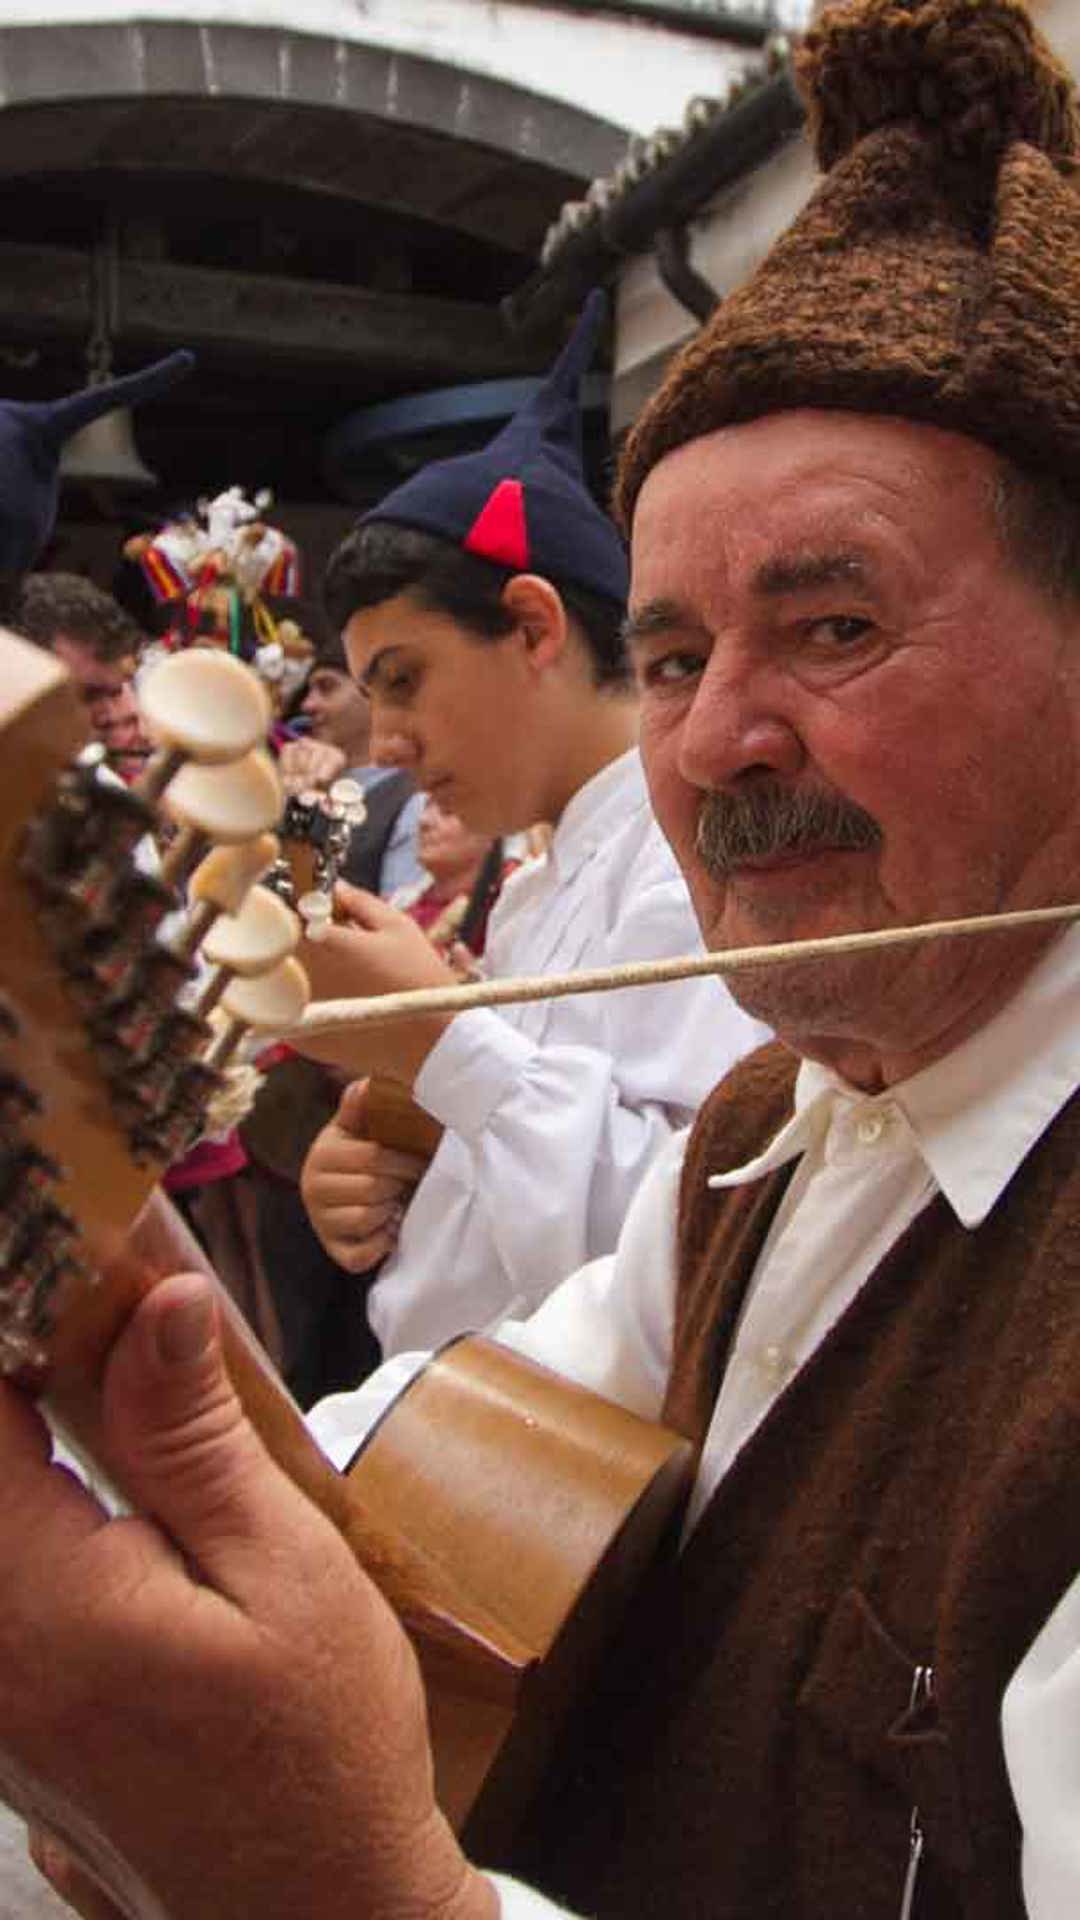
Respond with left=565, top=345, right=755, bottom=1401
left=0, top=242, right=549, bottom=380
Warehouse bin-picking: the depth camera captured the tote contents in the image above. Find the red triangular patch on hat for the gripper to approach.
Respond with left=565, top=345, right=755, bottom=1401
left=463, top=478, right=529, bottom=569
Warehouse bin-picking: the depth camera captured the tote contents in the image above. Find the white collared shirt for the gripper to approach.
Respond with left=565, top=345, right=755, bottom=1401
left=364, top=748, right=768, bottom=1354
left=312, top=925, right=1080, bottom=1920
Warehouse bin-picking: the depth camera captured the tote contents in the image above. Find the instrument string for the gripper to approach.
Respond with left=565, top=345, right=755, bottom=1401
left=289, top=900, right=1080, bottom=1039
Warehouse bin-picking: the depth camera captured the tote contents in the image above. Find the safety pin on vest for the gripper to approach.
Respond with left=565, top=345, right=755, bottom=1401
left=898, top=1664, right=934, bottom=1920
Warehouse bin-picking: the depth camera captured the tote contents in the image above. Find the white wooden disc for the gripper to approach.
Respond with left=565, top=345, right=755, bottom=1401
left=200, top=885, right=300, bottom=975
left=164, top=748, right=282, bottom=842
left=138, top=651, right=272, bottom=763
left=327, top=777, right=367, bottom=822
left=188, top=832, right=280, bottom=913
left=222, top=956, right=311, bottom=1030
left=297, top=890, right=334, bottom=943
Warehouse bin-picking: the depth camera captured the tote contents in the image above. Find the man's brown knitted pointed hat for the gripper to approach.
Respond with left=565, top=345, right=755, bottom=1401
left=615, top=0, right=1080, bottom=526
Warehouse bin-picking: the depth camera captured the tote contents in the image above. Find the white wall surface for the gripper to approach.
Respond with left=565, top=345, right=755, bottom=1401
left=0, top=0, right=768, bottom=133
left=615, top=0, right=1080, bottom=427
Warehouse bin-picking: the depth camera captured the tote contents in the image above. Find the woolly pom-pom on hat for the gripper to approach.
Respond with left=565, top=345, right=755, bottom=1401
left=616, top=0, right=1080, bottom=526
left=0, top=349, right=195, bottom=573
left=362, top=290, right=628, bottom=606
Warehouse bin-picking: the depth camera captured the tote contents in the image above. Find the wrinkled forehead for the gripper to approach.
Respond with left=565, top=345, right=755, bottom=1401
left=628, top=410, right=1004, bottom=607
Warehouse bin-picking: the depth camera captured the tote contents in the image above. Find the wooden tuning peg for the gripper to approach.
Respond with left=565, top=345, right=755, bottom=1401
left=192, top=885, right=300, bottom=1018
left=133, top=651, right=273, bottom=808
left=158, top=749, right=282, bottom=891
left=204, top=956, right=310, bottom=1070
left=175, top=832, right=281, bottom=958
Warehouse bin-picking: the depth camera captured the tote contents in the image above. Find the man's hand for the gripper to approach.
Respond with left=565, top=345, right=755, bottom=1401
left=277, top=736, right=347, bottom=797
left=302, top=1079, right=428, bottom=1271
left=0, top=1273, right=495, bottom=1920
left=297, top=883, right=458, bottom=1083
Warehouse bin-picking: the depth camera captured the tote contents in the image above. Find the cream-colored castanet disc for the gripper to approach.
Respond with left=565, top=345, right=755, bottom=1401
left=189, top=833, right=280, bottom=915
left=164, top=748, right=282, bottom=843
left=326, top=777, right=367, bottom=823
left=297, top=890, right=334, bottom=942
left=221, top=955, right=311, bottom=1031
left=138, top=650, right=273, bottom=764
left=200, top=885, right=299, bottom=977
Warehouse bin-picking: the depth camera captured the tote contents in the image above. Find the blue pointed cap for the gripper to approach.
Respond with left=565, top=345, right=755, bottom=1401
left=0, top=349, right=195, bottom=572
left=362, top=292, right=628, bottom=605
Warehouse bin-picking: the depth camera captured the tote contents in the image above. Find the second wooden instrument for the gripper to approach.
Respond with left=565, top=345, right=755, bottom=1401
left=0, top=628, right=693, bottom=1854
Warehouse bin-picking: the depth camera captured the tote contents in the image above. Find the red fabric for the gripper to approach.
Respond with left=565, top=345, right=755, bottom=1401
left=463, top=478, right=529, bottom=569
left=164, top=1131, right=248, bottom=1192
left=405, top=889, right=453, bottom=935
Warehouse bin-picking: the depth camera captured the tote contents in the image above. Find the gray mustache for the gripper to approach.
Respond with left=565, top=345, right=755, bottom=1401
left=695, top=783, right=882, bottom=877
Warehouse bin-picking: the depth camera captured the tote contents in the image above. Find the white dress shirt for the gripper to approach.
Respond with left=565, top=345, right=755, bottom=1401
left=364, top=749, right=768, bottom=1354
left=312, top=924, right=1080, bottom=1919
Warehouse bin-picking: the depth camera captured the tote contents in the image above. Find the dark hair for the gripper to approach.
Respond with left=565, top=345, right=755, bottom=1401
left=13, top=571, right=143, bottom=662
left=992, top=458, right=1080, bottom=608
left=324, top=522, right=630, bottom=690
left=266, top=595, right=348, bottom=675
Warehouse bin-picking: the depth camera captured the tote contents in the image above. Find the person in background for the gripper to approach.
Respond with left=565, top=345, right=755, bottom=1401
left=297, top=291, right=765, bottom=1353
left=391, top=794, right=516, bottom=964
left=14, top=571, right=149, bottom=781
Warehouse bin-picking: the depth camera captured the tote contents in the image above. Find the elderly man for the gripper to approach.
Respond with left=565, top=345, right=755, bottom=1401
left=3, top=2, right=1080, bottom=1918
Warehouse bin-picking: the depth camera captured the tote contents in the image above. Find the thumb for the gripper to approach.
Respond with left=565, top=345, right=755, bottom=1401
left=100, top=1273, right=311, bottom=1603
left=335, top=1076, right=371, bottom=1136
left=332, top=880, right=394, bottom=930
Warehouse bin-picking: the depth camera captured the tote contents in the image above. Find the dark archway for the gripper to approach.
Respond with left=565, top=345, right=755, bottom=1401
left=0, top=19, right=626, bottom=516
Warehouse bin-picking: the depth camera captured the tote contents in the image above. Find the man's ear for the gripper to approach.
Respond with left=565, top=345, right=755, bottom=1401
left=500, top=574, right=568, bottom=673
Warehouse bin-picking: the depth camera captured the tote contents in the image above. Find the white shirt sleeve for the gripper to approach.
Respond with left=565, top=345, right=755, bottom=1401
left=369, top=866, right=762, bottom=1351
left=308, top=1132, right=684, bottom=1468
left=1003, top=1570, right=1080, bottom=1917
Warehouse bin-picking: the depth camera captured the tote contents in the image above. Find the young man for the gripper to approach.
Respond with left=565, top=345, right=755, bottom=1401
left=11, top=4, right=1080, bottom=1915
left=298, top=293, right=766, bottom=1353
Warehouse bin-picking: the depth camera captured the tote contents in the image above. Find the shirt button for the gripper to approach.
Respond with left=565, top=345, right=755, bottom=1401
left=856, top=1111, right=886, bottom=1146
left=758, top=1344, right=791, bottom=1385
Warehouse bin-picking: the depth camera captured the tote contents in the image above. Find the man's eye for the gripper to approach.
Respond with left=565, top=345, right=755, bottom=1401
left=638, top=651, right=703, bottom=689
left=806, top=616, right=874, bottom=647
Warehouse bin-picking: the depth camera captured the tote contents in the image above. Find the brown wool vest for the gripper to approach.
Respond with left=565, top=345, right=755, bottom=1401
left=507, top=1044, right=1080, bottom=1920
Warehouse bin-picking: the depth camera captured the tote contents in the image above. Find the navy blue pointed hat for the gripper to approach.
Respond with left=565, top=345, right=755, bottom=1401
left=0, top=349, right=195, bottom=572
left=362, top=292, right=628, bottom=605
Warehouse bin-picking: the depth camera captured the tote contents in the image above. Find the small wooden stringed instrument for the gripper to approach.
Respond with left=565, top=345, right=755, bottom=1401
left=276, top=769, right=445, bottom=1159
left=0, top=627, right=693, bottom=1857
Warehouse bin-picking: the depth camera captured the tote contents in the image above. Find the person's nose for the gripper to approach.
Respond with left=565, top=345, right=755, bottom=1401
left=368, top=710, right=418, bottom=768
left=677, top=640, right=805, bottom=791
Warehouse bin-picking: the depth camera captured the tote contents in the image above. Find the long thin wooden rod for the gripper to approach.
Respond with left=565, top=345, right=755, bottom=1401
left=288, top=900, right=1080, bottom=1040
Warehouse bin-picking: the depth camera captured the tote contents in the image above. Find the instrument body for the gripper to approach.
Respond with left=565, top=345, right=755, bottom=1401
left=0, top=627, right=692, bottom=1848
